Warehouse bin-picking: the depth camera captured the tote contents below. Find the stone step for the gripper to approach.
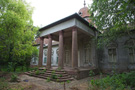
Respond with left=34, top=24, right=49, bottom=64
left=25, top=69, right=74, bottom=82
left=46, top=70, right=66, bottom=73
left=45, top=72, right=68, bottom=75
left=43, top=75, right=71, bottom=79
left=53, top=78, right=74, bottom=82
left=43, top=74, right=69, bottom=78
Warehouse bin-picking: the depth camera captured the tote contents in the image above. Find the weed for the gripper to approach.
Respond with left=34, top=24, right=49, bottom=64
left=46, top=77, right=51, bottom=82
left=10, top=74, right=18, bottom=82
left=90, top=71, right=135, bottom=90
left=43, top=69, right=47, bottom=72
left=57, top=67, right=62, bottom=71
left=89, top=70, right=95, bottom=77
left=51, top=74, right=57, bottom=79
left=35, top=70, right=40, bottom=75
left=0, top=77, right=8, bottom=90
left=51, top=70, right=56, bottom=74
left=58, top=74, right=63, bottom=77
left=40, top=71, right=45, bottom=74
left=56, top=79, right=59, bottom=82
left=66, top=80, right=71, bottom=83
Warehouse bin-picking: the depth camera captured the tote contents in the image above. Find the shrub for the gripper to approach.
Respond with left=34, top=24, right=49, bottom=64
left=10, top=74, right=18, bottom=82
left=124, top=71, right=135, bottom=88
left=90, top=71, right=135, bottom=90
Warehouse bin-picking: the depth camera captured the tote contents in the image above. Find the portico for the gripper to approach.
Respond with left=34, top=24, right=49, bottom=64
left=38, top=13, right=98, bottom=78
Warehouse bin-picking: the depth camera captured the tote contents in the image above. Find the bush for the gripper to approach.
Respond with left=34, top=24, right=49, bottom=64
left=124, top=71, right=135, bottom=88
left=90, top=71, right=135, bottom=90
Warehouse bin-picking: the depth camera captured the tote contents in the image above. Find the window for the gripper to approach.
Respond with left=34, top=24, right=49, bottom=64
left=107, top=42, right=117, bottom=63
left=44, top=57, right=47, bottom=64
left=51, top=57, right=53, bottom=64
left=44, top=50, right=47, bottom=56
left=44, top=49, right=54, bottom=56
left=65, top=50, right=70, bottom=63
left=126, top=39, right=135, bottom=63
left=84, top=43, right=91, bottom=63
left=129, top=48, right=135, bottom=63
left=32, top=57, right=38, bottom=64
left=108, top=48, right=116, bottom=62
left=52, top=50, right=54, bottom=55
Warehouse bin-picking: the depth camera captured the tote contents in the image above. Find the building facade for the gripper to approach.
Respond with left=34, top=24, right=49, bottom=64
left=31, top=5, right=135, bottom=77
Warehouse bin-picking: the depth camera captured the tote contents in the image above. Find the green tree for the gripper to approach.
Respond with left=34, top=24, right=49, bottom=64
left=89, top=0, right=135, bottom=43
left=0, top=0, right=38, bottom=71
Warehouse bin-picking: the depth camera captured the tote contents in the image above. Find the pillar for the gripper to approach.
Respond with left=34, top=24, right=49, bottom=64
left=38, top=37, right=44, bottom=67
left=72, top=27, right=78, bottom=69
left=58, top=31, right=64, bottom=68
left=46, top=35, right=52, bottom=69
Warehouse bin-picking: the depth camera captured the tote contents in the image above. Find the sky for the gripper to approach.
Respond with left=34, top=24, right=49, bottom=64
left=26, top=0, right=93, bottom=27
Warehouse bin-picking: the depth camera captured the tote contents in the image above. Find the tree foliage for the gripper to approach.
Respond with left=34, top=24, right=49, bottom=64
left=89, top=0, right=135, bottom=43
left=0, top=0, right=38, bottom=71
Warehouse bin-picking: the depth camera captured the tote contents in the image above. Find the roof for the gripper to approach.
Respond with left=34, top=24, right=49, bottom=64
left=39, top=13, right=97, bottom=32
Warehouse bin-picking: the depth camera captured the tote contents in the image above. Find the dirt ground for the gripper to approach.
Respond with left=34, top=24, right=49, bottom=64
left=8, top=74, right=100, bottom=90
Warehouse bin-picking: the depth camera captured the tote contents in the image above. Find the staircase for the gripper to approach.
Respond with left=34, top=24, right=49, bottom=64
left=25, top=68, right=74, bottom=82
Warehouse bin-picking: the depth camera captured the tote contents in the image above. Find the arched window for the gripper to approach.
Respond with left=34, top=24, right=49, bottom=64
left=125, top=39, right=135, bottom=63
left=107, top=42, right=117, bottom=63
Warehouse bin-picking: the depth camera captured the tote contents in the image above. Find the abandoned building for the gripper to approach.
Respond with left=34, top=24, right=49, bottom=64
left=31, top=4, right=135, bottom=79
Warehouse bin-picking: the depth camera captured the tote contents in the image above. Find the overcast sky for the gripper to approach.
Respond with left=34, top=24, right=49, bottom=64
left=26, top=0, right=93, bottom=27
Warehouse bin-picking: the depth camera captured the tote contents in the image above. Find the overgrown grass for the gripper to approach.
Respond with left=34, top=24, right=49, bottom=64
left=0, top=77, right=9, bottom=90
left=0, top=65, right=38, bottom=72
left=90, top=71, right=135, bottom=90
